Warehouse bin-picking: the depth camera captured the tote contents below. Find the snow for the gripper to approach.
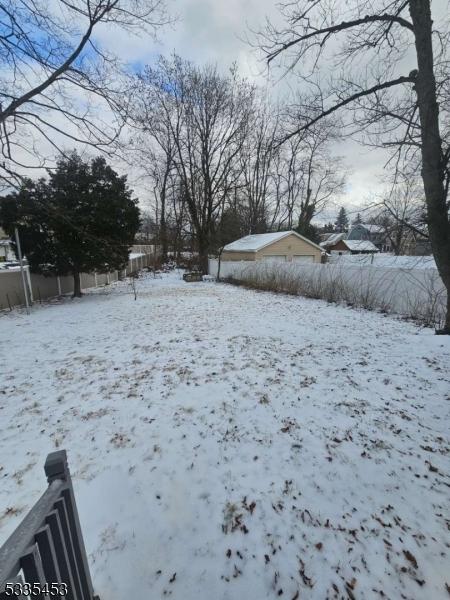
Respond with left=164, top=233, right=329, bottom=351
left=320, top=232, right=346, bottom=247
left=342, top=239, right=379, bottom=252
left=223, top=230, right=323, bottom=253
left=0, top=272, right=449, bottom=599
left=129, top=252, right=145, bottom=259
left=224, top=231, right=292, bottom=252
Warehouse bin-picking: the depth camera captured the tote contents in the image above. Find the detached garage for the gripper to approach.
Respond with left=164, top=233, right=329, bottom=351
left=221, top=231, right=322, bottom=263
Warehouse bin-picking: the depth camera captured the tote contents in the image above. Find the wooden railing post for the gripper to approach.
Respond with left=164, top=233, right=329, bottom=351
left=44, top=450, right=68, bottom=484
left=44, top=451, right=99, bottom=600
left=1, top=452, right=99, bottom=600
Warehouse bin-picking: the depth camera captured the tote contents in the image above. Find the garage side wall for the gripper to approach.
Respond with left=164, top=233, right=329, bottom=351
left=257, top=234, right=321, bottom=262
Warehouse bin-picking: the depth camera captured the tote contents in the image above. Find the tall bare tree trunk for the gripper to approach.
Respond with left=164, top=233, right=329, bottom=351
left=160, top=193, right=168, bottom=262
left=410, top=0, right=450, bottom=333
left=197, top=234, right=209, bottom=274
left=73, top=271, right=82, bottom=298
left=160, top=166, right=170, bottom=262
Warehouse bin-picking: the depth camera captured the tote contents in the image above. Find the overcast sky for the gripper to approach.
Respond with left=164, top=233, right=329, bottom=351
left=94, top=0, right=427, bottom=222
left=25, top=0, right=448, bottom=223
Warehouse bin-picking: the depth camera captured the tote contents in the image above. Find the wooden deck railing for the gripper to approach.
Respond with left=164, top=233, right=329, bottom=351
left=0, top=451, right=99, bottom=599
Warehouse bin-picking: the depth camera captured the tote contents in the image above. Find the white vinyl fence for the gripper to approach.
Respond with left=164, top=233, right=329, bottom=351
left=209, top=259, right=447, bottom=328
left=327, top=253, right=437, bottom=269
left=0, top=249, right=156, bottom=311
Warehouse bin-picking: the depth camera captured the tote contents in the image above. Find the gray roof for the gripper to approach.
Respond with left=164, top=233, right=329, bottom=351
left=344, top=239, right=379, bottom=252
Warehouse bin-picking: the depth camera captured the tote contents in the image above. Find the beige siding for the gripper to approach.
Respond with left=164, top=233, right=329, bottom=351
left=222, top=233, right=321, bottom=263
left=257, top=233, right=321, bottom=263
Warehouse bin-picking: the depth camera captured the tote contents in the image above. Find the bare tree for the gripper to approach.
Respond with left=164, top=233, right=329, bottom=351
left=136, top=56, right=255, bottom=272
left=138, top=211, right=156, bottom=243
left=238, top=101, right=345, bottom=235
left=240, top=99, right=280, bottom=233
left=258, top=0, right=450, bottom=333
left=0, top=0, right=169, bottom=190
left=152, top=153, right=176, bottom=261
left=166, top=179, right=191, bottom=260
left=130, top=136, right=176, bottom=261
left=376, top=174, right=428, bottom=254
left=274, top=134, right=304, bottom=230
left=280, top=116, right=346, bottom=232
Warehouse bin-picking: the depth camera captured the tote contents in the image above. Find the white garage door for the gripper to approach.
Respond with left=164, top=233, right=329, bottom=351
left=262, top=255, right=287, bottom=263
left=292, top=255, right=314, bottom=263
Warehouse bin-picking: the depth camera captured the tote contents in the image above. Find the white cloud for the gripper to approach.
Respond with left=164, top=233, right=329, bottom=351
left=6, top=0, right=448, bottom=220
left=92, top=0, right=441, bottom=217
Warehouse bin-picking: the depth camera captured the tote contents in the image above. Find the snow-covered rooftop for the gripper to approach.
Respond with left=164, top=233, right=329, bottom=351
left=320, top=232, right=346, bottom=247
left=224, top=232, right=292, bottom=252
left=344, top=239, right=379, bottom=252
left=223, top=231, right=321, bottom=252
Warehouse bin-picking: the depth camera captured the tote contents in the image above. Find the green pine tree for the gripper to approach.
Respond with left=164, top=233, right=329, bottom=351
left=295, top=219, right=320, bottom=244
left=335, top=207, right=349, bottom=232
left=352, top=212, right=362, bottom=226
left=0, top=152, right=140, bottom=297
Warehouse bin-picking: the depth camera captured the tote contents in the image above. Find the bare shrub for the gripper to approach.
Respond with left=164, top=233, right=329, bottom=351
left=218, top=260, right=446, bottom=329
left=403, top=270, right=446, bottom=329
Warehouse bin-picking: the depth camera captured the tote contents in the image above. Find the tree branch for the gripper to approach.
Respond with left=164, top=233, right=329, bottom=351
left=267, top=13, right=414, bottom=63
left=278, top=75, right=415, bottom=146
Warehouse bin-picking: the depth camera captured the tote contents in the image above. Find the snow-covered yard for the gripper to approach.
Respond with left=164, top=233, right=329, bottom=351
left=0, top=272, right=449, bottom=599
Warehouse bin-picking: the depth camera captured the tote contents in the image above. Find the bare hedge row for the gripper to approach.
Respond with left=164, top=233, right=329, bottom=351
left=214, top=261, right=446, bottom=329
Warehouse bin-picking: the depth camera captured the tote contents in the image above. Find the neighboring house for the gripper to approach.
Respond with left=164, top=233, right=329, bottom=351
left=347, top=223, right=391, bottom=252
left=399, top=230, right=432, bottom=256
left=320, top=232, right=337, bottom=243
left=325, top=239, right=379, bottom=255
left=221, top=231, right=323, bottom=263
left=320, top=232, right=346, bottom=250
left=0, top=227, right=15, bottom=262
left=408, top=238, right=432, bottom=256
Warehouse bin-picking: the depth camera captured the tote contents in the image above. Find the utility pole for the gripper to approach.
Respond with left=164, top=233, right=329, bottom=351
left=14, top=227, right=30, bottom=314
